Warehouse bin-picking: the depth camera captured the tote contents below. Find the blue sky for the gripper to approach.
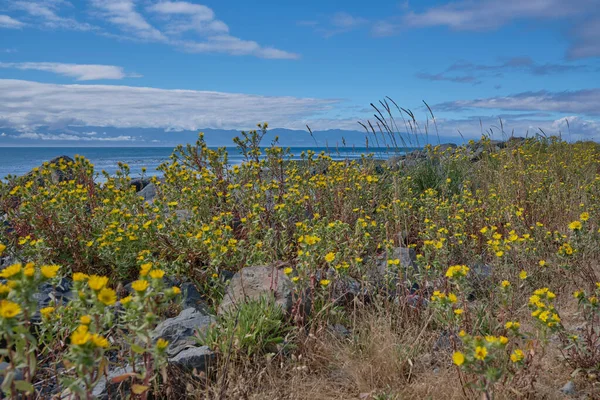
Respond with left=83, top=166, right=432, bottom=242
left=0, top=0, right=599, bottom=146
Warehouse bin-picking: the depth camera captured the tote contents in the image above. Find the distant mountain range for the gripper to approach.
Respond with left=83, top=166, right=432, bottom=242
left=0, top=125, right=465, bottom=147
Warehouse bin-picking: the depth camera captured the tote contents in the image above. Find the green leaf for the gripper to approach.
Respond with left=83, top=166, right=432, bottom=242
left=14, top=380, right=34, bottom=394
left=131, top=344, right=146, bottom=354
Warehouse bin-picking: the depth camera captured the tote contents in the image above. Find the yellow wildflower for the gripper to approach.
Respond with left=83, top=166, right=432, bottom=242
left=40, top=306, right=55, bottom=318
left=452, top=351, right=465, bottom=366
left=88, top=275, right=109, bottom=291
left=149, top=269, right=165, bottom=279
left=132, top=280, right=149, bottom=292
left=474, top=346, right=488, bottom=360
left=324, top=252, right=336, bottom=263
left=40, top=265, right=60, bottom=279
left=0, top=263, right=21, bottom=279
left=97, top=288, right=117, bottom=305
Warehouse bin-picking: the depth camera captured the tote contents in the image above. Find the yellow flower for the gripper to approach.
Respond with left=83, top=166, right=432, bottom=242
left=73, top=272, right=88, bottom=282
left=132, top=280, right=149, bottom=292
left=505, top=321, right=520, bottom=329
left=172, top=286, right=181, bottom=295
left=474, top=346, right=488, bottom=360
left=88, top=275, right=109, bottom=291
left=320, top=279, right=331, bottom=287
left=519, top=270, right=527, bottom=280
left=580, top=212, right=590, bottom=221
left=448, top=293, right=458, bottom=303
left=156, top=338, right=169, bottom=350
left=40, top=306, right=55, bottom=318
left=149, top=269, right=165, bottom=279
left=284, top=267, right=293, bottom=275
left=510, top=349, right=524, bottom=363
left=324, top=252, right=336, bottom=263
left=452, top=351, right=465, bottom=366
left=140, top=263, right=152, bottom=276
left=0, top=263, right=21, bottom=279
left=97, top=288, right=117, bottom=305
left=538, top=260, right=547, bottom=267
left=120, top=295, right=133, bottom=305
left=71, top=325, right=91, bottom=346
left=80, top=315, right=92, bottom=325
left=495, top=251, right=504, bottom=257
left=499, top=336, right=509, bottom=345
left=291, top=277, right=300, bottom=282
left=0, top=284, right=10, bottom=295
left=0, top=243, right=5, bottom=256
left=23, top=263, right=35, bottom=277
left=501, top=280, right=511, bottom=288
left=569, top=221, right=582, bottom=231
left=454, top=308, right=464, bottom=315
left=92, top=334, right=109, bottom=348
left=41, top=265, right=60, bottom=279
left=0, top=300, right=21, bottom=319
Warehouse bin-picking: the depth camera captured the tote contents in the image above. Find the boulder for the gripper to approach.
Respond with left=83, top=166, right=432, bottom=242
left=168, top=346, right=216, bottom=371
left=374, top=246, right=418, bottom=282
left=152, top=308, right=215, bottom=357
left=130, top=178, right=151, bottom=192
left=219, top=265, right=293, bottom=315
left=89, top=365, right=136, bottom=400
left=137, top=183, right=157, bottom=203
left=30, top=156, right=76, bottom=184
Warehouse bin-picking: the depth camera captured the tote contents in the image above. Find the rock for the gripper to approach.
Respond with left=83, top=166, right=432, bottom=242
left=88, top=365, right=135, bottom=400
left=168, top=346, right=216, bottom=371
left=0, top=361, right=24, bottom=387
left=130, top=178, right=151, bottom=192
left=180, top=282, right=206, bottom=311
left=32, top=278, right=73, bottom=321
left=373, top=247, right=418, bottom=287
left=560, top=381, right=576, bottom=396
left=174, top=209, right=192, bottom=222
left=433, top=331, right=459, bottom=351
left=469, top=264, right=493, bottom=300
left=219, top=265, right=293, bottom=315
left=329, top=323, right=351, bottom=338
left=137, top=182, right=157, bottom=203
left=28, top=156, right=75, bottom=185
left=152, top=308, right=215, bottom=357
left=331, top=276, right=366, bottom=304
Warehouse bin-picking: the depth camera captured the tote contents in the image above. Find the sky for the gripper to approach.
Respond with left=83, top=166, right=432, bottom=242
left=0, top=0, right=599, bottom=146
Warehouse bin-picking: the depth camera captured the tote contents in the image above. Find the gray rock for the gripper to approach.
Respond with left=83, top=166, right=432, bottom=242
left=329, top=323, right=351, bottom=338
left=219, top=265, right=293, bottom=315
left=32, top=278, right=73, bottom=322
left=0, top=361, right=24, bottom=387
left=174, top=209, right=192, bottom=222
left=152, top=308, right=215, bottom=357
left=89, top=365, right=136, bottom=400
left=372, top=247, right=418, bottom=287
left=180, top=282, right=205, bottom=311
left=560, top=380, right=576, bottom=396
left=130, top=178, right=151, bottom=192
left=137, top=182, right=157, bottom=203
left=168, top=346, right=216, bottom=371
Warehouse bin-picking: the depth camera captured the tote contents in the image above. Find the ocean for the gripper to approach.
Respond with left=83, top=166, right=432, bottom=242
left=0, top=146, right=409, bottom=180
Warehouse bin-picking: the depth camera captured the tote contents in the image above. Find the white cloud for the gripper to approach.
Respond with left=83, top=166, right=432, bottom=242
left=0, top=62, right=140, bottom=81
left=0, top=14, right=24, bottom=28
left=12, top=131, right=137, bottom=141
left=11, top=0, right=94, bottom=31
left=0, top=79, right=342, bottom=131
left=91, top=0, right=166, bottom=41
left=148, top=1, right=298, bottom=59
left=436, top=89, right=600, bottom=116
left=372, top=0, right=599, bottom=59
left=331, top=12, right=367, bottom=29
